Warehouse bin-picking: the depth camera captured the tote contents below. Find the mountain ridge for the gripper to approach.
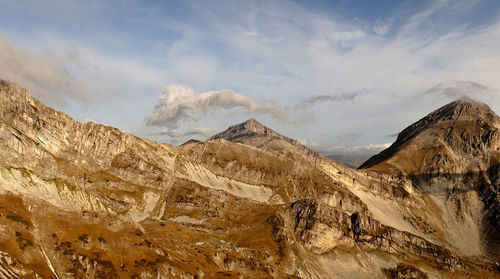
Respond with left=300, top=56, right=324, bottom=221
left=0, top=79, right=499, bottom=278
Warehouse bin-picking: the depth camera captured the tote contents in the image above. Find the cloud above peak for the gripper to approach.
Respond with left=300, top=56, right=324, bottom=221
left=145, top=84, right=289, bottom=128
left=422, top=81, right=495, bottom=99
left=145, top=84, right=361, bottom=128
left=149, top=126, right=216, bottom=138
left=298, top=93, right=358, bottom=108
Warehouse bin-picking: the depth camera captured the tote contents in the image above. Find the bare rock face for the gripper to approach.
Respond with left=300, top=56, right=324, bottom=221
left=0, top=79, right=499, bottom=278
left=382, top=263, right=428, bottom=279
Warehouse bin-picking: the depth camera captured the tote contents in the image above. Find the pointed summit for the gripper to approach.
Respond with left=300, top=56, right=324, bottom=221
left=238, top=117, right=272, bottom=134
left=209, top=118, right=278, bottom=141
left=244, top=117, right=258, bottom=123
left=359, top=97, right=500, bottom=173
left=208, top=118, right=322, bottom=157
left=426, top=97, right=494, bottom=122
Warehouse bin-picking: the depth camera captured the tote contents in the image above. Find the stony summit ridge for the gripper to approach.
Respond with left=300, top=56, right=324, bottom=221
left=359, top=97, right=500, bottom=170
left=208, top=117, right=279, bottom=140
left=0, top=79, right=499, bottom=278
left=208, top=117, right=323, bottom=158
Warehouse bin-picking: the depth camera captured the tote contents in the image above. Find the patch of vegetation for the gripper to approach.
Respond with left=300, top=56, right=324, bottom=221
left=15, top=232, right=34, bottom=250
left=6, top=214, right=31, bottom=227
left=78, top=234, right=90, bottom=244
left=382, top=263, right=428, bottom=279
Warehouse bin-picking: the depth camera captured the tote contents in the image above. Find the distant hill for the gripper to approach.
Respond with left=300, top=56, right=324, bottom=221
left=326, top=154, right=370, bottom=168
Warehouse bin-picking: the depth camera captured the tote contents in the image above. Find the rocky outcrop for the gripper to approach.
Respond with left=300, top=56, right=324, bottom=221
left=288, top=199, right=463, bottom=267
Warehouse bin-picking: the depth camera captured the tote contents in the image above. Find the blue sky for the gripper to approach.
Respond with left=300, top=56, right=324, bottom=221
left=1, top=0, right=499, bottom=157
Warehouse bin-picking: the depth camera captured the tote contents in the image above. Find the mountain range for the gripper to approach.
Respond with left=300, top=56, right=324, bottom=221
left=0, top=79, right=499, bottom=278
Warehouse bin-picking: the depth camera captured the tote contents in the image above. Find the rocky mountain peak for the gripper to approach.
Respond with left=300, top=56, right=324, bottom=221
left=360, top=97, right=500, bottom=170
left=208, top=118, right=277, bottom=141
left=208, top=118, right=322, bottom=157
left=0, top=80, right=36, bottom=106
left=427, top=97, right=496, bottom=123
left=241, top=117, right=266, bottom=131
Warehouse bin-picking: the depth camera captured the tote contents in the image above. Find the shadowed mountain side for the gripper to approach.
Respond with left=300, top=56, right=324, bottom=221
left=408, top=164, right=500, bottom=259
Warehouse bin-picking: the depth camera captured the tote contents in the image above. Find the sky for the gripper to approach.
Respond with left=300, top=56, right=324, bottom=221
left=1, top=0, right=499, bottom=158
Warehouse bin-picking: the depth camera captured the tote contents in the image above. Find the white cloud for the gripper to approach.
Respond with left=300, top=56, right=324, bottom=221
left=422, top=80, right=495, bottom=99
left=337, top=130, right=364, bottom=142
left=149, top=126, right=216, bottom=142
left=298, top=92, right=359, bottom=108
left=297, top=138, right=319, bottom=147
left=321, top=143, right=392, bottom=157
left=372, top=20, right=391, bottom=36
left=188, top=127, right=217, bottom=136
left=0, top=34, right=88, bottom=107
left=330, top=30, right=366, bottom=45
left=3, top=0, right=500, bottom=148
left=145, top=84, right=289, bottom=128
left=145, top=84, right=364, bottom=128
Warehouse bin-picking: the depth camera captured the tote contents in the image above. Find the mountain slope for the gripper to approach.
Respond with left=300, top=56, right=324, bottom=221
left=0, top=80, right=498, bottom=278
left=360, top=97, right=500, bottom=259
left=360, top=97, right=500, bottom=173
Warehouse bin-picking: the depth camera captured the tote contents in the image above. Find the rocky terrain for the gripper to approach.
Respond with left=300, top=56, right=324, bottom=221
left=360, top=97, right=500, bottom=260
left=0, top=79, right=498, bottom=278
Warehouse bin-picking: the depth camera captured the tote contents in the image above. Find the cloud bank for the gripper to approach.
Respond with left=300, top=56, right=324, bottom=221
left=0, top=34, right=88, bottom=107
left=145, top=84, right=289, bottom=128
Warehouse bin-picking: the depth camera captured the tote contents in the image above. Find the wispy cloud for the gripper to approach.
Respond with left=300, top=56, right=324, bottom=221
left=319, top=143, right=392, bottom=157
left=421, top=80, right=495, bottom=99
left=298, top=92, right=358, bottom=108
left=372, top=19, right=391, bottom=36
left=149, top=126, right=216, bottom=138
left=0, top=34, right=88, bottom=107
left=145, top=84, right=361, bottom=128
left=386, top=132, right=399, bottom=138
left=337, top=130, right=364, bottom=142
left=1, top=0, right=499, bottom=147
left=145, top=84, right=289, bottom=128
